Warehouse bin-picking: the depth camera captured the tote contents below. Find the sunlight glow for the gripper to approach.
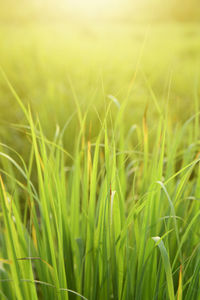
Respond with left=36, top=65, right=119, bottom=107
left=65, top=0, right=125, bottom=18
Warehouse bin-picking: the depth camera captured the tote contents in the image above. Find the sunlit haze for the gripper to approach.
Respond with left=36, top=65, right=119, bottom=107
left=67, top=0, right=122, bottom=16
left=56, top=0, right=132, bottom=19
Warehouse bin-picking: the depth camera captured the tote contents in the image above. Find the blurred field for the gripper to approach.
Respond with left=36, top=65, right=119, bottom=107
left=0, top=20, right=200, bottom=158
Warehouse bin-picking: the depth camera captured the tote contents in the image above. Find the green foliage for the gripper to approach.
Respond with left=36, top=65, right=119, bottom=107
left=0, top=13, right=200, bottom=299
left=0, top=67, right=200, bottom=299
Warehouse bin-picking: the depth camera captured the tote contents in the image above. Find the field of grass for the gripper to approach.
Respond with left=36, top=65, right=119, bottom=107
left=0, top=16, right=200, bottom=300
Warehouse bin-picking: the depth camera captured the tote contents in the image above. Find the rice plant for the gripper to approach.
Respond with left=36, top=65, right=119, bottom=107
left=0, top=67, right=200, bottom=299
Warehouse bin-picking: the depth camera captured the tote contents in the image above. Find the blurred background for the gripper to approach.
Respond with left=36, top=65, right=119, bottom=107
left=1, top=0, right=200, bottom=22
left=0, top=0, right=200, bottom=161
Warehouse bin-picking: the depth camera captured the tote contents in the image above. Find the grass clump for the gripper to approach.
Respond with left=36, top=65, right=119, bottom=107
left=0, top=70, right=200, bottom=300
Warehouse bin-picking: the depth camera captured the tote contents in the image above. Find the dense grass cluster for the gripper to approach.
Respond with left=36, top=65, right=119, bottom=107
left=0, top=66, right=200, bottom=299
left=0, top=18, right=200, bottom=300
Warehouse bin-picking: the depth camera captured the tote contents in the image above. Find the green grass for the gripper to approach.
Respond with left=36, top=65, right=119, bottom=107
left=0, top=20, right=200, bottom=299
